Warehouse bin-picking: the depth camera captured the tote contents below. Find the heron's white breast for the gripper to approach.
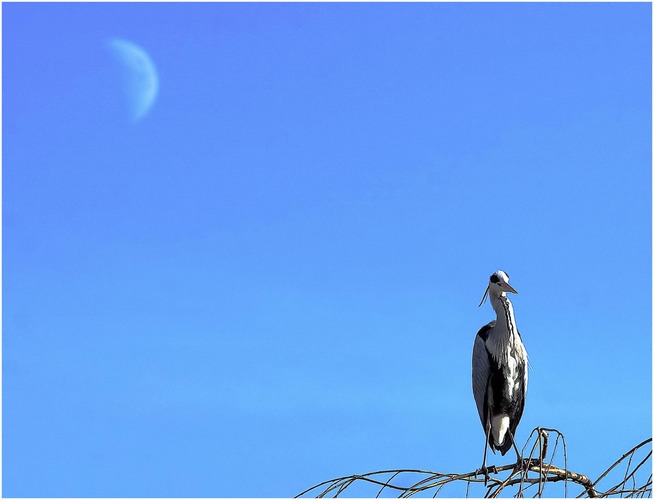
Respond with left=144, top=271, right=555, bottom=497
left=485, top=330, right=526, bottom=400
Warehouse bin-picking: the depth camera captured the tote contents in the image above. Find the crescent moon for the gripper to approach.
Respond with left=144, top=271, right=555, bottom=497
left=107, top=38, right=159, bottom=122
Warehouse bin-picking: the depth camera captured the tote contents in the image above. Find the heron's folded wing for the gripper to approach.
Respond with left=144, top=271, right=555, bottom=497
left=472, top=327, right=493, bottom=425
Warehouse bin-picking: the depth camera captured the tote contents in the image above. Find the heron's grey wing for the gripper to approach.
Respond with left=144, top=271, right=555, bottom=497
left=472, top=323, right=494, bottom=426
left=517, top=329, right=529, bottom=390
left=509, top=357, right=527, bottom=438
left=509, top=329, right=528, bottom=435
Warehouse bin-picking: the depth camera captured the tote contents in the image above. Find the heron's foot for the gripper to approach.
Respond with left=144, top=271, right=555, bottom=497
left=523, top=457, right=542, bottom=470
left=513, top=457, right=539, bottom=474
left=476, top=465, right=498, bottom=486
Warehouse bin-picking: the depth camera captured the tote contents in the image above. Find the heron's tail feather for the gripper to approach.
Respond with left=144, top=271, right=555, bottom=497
left=490, top=436, right=513, bottom=456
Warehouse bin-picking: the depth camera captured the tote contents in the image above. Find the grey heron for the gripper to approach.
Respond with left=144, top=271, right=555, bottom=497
left=472, top=270, right=528, bottom=484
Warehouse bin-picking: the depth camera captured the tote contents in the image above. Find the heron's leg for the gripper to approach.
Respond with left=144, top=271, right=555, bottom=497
left=508, top=428, right=522, bottom=461
left=507, top=428, right=530, bottom=473
left=476, top=417, right=495, bottom=486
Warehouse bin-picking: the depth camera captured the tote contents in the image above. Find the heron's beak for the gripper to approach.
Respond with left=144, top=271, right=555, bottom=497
left=503, top=283, right=518, bottom=294
left=478, top=286, right=490, bottom=307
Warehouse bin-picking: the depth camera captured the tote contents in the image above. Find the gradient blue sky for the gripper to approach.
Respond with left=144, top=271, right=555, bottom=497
left=3, top=2, right=651, bottom=497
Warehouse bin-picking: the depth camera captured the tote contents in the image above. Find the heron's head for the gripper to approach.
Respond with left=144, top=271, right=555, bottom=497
left=478, top=270, right=517, bottom=307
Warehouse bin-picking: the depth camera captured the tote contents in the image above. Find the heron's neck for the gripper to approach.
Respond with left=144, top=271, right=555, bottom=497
left=490, top=293, right=518, bottom=338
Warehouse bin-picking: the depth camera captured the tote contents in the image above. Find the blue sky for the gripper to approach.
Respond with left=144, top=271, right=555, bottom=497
left=3, top=2, right=651, bottom=497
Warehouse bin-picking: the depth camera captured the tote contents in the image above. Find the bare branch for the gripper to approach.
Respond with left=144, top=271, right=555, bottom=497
left=296, top=428, right=651, bottom=498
